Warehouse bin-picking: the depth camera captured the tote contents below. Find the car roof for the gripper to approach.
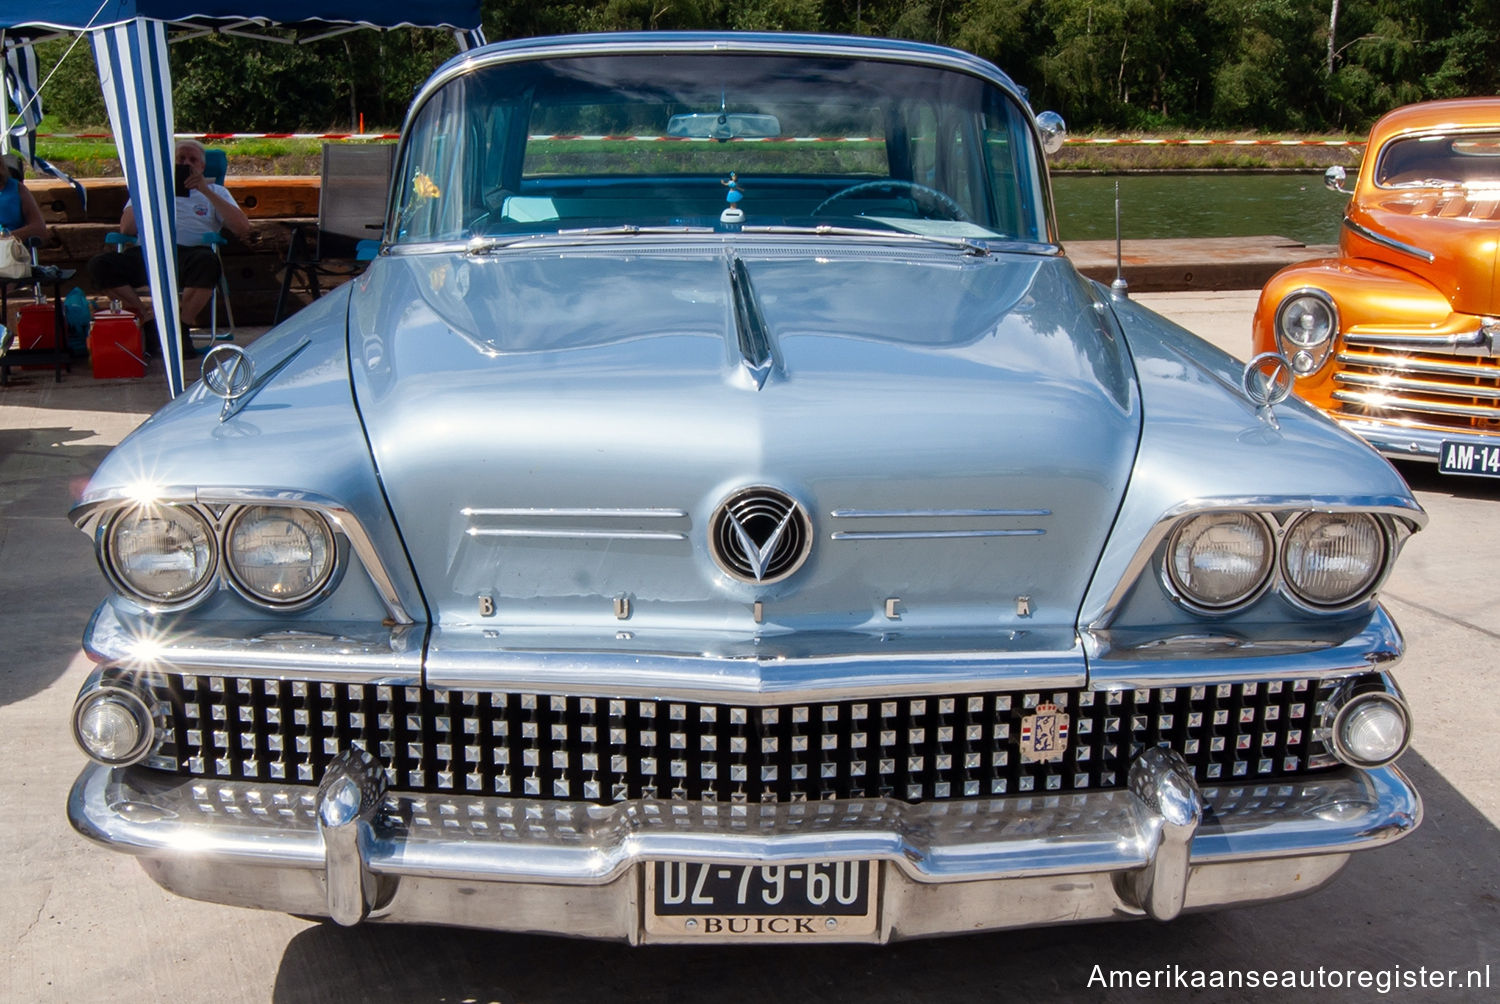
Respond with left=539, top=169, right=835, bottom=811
left=1368, top=97, right=1500, bottom=146
left=421, top=31, right=1031, bottom=110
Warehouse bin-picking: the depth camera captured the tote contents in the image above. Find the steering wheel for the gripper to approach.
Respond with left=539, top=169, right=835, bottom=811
left=812, top=180, right=970, bottom=222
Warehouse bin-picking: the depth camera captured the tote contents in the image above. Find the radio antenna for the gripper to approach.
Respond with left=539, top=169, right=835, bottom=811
left=1111, top=180, right=1129, bottom=297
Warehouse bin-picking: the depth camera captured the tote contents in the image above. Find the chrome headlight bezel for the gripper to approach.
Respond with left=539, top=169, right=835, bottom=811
left=1280, top=511, right=1389, bottom=613
left=1162, top=512, right=1278, bottom=614
left=223, top=505, right=344, bottom=610
left=1273, top=288, right=1339, bottom=376
left=99, top=502, right=220, bottom=610
left=92, top=498, right=348, bottom=614
left=1158, top=508, right=1404, bottom=619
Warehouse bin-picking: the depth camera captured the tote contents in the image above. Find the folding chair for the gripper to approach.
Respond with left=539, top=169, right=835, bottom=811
left=274, top=142, right=394, bottom=323
left=199, top=148, right=235, bottom=342
left=104, top=147, right=237, bottom=346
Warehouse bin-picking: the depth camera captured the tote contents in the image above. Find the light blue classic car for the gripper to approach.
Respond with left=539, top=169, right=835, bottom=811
left=68, top=33, right=1426, bottom=943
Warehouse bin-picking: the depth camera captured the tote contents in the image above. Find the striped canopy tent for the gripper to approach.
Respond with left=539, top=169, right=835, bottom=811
left=1, top=2, right=484, bottom=395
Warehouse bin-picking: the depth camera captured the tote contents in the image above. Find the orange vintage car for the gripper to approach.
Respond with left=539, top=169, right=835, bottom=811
left=1253, top=97, right=1500, bottom=476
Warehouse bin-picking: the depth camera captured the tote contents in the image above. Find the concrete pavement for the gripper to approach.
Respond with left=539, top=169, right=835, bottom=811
left=2, top=291, right=1495, bottom=1002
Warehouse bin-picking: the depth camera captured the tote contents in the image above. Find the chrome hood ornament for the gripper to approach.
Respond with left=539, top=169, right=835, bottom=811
left=710, top=487, right=812, bottom=584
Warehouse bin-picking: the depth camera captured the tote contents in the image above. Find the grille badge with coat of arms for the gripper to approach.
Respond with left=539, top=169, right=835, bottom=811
left=1019, top=702, right=1070, bottom=763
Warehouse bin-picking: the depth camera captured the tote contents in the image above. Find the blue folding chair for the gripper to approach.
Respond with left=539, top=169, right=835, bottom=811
left=200, top=148, right=234, bottom=342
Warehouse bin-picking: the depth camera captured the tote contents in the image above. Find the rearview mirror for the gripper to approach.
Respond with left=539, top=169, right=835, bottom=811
left=667, top=112, right=781, bottom=141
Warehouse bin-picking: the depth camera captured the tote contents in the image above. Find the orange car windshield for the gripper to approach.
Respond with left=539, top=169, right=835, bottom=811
left=1376, top=132, right=1500, bottom=188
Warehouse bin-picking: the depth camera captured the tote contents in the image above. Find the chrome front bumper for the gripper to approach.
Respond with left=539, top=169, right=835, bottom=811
left=69, top=751, right=1420, bottom=943
left=1336, top=416, right=1500, bottom=464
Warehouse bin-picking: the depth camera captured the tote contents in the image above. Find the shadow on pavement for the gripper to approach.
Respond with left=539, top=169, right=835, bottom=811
left=0, top=425, right=112, bottom=707
left=271, top=753, right=1497, bottom=1004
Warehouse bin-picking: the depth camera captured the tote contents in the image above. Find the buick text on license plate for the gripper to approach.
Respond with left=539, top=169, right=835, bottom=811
left=1440, top=441, right=1500, bottom=477
left=645, top=861, right=878, bottom=939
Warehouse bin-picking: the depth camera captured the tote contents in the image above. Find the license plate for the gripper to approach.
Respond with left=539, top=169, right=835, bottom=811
left=1439, top=441, right=1500, bottom=477
left=644, top=861, right=878, bottom=940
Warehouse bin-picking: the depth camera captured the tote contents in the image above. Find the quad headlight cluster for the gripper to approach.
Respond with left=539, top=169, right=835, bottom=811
left=1166, top=510, right=1389, bottom=613
left=100, top=502, right=340, bottom=610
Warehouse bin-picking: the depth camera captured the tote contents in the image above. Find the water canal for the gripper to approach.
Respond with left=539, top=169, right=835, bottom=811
left=1052, top=173, right=1346, bottom=246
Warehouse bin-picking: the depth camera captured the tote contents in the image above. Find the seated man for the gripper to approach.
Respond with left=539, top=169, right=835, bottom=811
left=87, top=139, right=250, bottom=357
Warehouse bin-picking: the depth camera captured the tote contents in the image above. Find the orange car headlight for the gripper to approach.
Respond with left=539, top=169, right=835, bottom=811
left=1274, top=290, right=1338, bottom=375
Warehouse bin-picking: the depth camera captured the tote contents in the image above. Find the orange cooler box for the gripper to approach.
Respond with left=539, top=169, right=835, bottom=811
left=88, top=311, right=146, bottom=379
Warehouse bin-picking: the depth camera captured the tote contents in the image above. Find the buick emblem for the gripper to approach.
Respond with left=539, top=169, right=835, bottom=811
left=709, top=487, right=812, bottom=584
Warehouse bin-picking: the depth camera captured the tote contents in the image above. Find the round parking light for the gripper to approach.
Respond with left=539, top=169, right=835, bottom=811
left=1331, top=692, right=1411, bottom=768
left=73, top=687, right=155, bottom=766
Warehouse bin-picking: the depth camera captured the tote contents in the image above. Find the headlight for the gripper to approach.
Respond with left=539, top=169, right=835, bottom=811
left=1330, top=692, right=1411, bottom=768
left=104, top=503, right=216, bottom=604
left=225, top=505, right=337, bottom=606
left=1274, top=290, right=1338, bottom=375
left=1282, top=512, right=1386, bottom=608
left=73, top=686, right=156, bottom=766
left=1166, top=512, right=1274, bottom=610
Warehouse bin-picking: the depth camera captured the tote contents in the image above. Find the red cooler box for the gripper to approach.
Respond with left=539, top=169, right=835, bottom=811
left=87, top=310, right=146, bottom=379
left=11, top=301, right=59, bottom=351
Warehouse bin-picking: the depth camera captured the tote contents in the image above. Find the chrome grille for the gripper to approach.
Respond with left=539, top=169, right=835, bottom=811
left=1334, top=342, right=1500, bottom=432
left=136, top=673, right=1350, bottom=804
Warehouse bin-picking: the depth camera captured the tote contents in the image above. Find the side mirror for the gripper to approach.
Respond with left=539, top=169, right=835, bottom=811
left=1036, top=111, right=1067, bottom=156
left=1324, top=165, right=1352, bottom=194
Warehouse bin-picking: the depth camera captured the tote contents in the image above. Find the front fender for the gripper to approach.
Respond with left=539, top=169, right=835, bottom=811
left=1252, top=257, right=1464, bottom=410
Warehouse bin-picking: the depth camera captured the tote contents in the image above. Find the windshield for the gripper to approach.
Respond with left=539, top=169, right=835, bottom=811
left=392, top=51, right=1051, bottom=245
left=1376, top=132, right=1500, bottom=188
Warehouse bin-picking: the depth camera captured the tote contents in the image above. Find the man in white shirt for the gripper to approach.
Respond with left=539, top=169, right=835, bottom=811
left=86, top=139, right=251, bottom=356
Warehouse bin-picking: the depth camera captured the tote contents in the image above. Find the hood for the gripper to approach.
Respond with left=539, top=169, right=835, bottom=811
left=1347, top=196, right=1500, bottom=315
left=347, top=243, right=1139, bottom=652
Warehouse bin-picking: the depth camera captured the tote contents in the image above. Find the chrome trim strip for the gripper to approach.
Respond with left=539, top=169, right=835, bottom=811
left=467, top=528, right=689, bottom=541
left=1337, top=350, right=1500, bottom=379
left=830, top=529, right=1045, bottom=540
left=1334, top=388, right=1500, bottom=420
left=1336, top=370, right=1500, bottom=403
left=73, top=487, right=416, bottom=625
left=1342, top=217, right=1436, bottom=264
left=461, top=507, right=689, bottom=518
left=84, top=601, right=424, bottom=685
left=425, top=629, right=1088, bottom=701
left=830, top=508, right=1052, bottom=518
left=68, top=760, right=1418, bottom=890
left=1085, top=604, right=1403, bottom=689
left=1343, top=327, right=1499, bottom=355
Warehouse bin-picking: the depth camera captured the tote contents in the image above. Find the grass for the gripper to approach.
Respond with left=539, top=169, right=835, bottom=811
left=31, top=129, right=1367, bottom=177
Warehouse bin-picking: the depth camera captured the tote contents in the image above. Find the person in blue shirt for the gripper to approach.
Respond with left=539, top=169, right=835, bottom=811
left=0, top=152, right=50, bottom=244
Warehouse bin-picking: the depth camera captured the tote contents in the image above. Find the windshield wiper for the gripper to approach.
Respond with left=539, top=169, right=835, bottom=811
left=466, top=225, right=717, bottom=255
left=741, top=224, right=991, bottom=256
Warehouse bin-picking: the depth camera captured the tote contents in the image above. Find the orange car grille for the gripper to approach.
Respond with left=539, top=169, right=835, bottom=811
left=1333, top=339, right=1500, bottom=432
